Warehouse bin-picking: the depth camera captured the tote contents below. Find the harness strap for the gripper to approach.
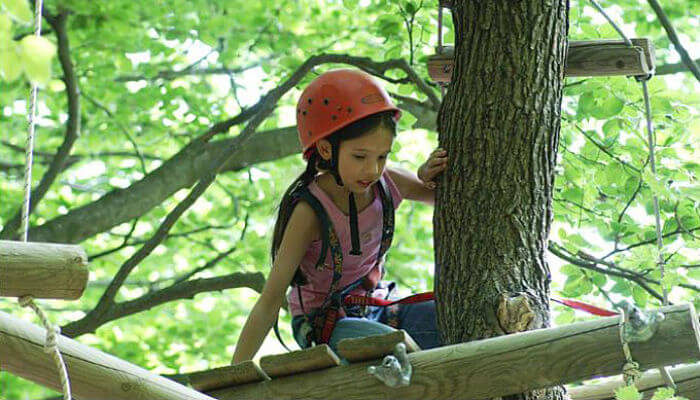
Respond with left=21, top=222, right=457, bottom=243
left=345, top=291, right=435, bottom=307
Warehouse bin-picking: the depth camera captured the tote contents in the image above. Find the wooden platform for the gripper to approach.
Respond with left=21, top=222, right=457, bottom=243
left=184, top=330, right=418, bottom=393
left=428, top=39, right=655, bottom=82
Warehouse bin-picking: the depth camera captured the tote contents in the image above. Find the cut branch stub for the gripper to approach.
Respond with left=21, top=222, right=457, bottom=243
left=0, top=240, right=88, bottom=300
left=428, top=39, right=655, bottom=82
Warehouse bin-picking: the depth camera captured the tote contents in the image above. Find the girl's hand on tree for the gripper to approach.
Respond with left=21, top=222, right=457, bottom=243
left=417, top=148, right=448, bottom=189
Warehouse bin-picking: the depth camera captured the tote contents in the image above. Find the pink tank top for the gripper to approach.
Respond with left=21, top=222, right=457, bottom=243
left=287, top=169, right=403, bottom=317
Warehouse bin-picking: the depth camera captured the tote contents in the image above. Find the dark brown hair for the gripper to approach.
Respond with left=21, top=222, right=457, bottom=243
left=270, top=111, right=398, bottom=275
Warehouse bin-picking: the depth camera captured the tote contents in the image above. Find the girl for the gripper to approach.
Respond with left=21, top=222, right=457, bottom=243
left=232, top=69, right=448, bottom=364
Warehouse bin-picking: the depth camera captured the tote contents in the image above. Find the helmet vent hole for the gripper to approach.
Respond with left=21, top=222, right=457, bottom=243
left=347, top=107, right=352, bottom=113
left=331, top=115, right=337, bottom=120
left=323, top=98, right=329, bottom=105
left=308, top=130, right=312, bottom=136
left=308, top=98, right=312, bottom=104
left=302, top=111, right=307, bottom=116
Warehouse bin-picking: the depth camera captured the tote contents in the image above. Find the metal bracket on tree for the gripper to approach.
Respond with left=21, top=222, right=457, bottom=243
left=367, top=342, right=412, bottom=388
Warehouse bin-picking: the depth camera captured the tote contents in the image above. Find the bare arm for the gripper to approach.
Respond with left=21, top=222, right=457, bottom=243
left=387, top=166, right=436, bottom=206
left=387, top=148, right=448, bottom=206
left=231, top=201, right=319, bottom=364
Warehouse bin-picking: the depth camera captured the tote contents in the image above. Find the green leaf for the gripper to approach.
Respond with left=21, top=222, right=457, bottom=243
left=19, top=35, right=56, bottom=84
left=592, top=95, right=624, bottom=119
left=650, top=387, right=676, bottom=400
left=615, top=384, right=642, bottom=400
left=0, top=13, right=11, bottom=35
left=1, top=0, right=33, bottom=24
left=632, top=286, right=647, bottom=308
left=0, top=40, right=21, bottom=81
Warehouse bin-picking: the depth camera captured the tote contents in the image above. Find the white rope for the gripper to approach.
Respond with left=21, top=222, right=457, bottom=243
left=15, top=1, right=73, bottom=398
left=18, top=297, right=72, bottom=399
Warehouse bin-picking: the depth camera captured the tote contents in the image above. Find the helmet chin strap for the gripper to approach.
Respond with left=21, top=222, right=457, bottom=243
left=329, top=141, right=362, bottom=256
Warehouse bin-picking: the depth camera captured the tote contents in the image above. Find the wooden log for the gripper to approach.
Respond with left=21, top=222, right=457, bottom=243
left=260, top=344, right=341, bottom=378
left=0, top=240, right=88, bottom=300
left=337, top=330, right=421, bottom=363
left=0, top=311, right=215, bottom=400
left=428, top=39, right=655, bottom=82
left=187, top=361, right=270, bottom=392
left=568, top=363, right=700, bottom=400
left=207, top=304, right=700, bottom=400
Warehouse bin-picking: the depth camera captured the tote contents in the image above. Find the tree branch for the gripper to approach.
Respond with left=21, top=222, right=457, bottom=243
left=656, top=58, right=700, bottom=76
left=548, top=241, right=666, bottom=301
left=113, top=59, right=270, bottom=82
left=62, top=271, right=265, bottom=337
left=0, top=11, right=81, bottom=240
left=646, top=0, right=700, bottom=82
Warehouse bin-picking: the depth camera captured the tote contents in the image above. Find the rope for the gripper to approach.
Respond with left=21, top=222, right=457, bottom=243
left=14, top=1, right=74, bottom=398
left=18, top=297, right=72, bottom=399
left=588, top=0, right=675, bottom=390
left=618, top=308, right=642, bottom=386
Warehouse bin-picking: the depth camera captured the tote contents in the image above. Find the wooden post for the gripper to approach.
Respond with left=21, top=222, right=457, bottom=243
left=427, top=39, right=655, bottom=82
left=207, top=304, right=700, bottom=400
left=568, top=363, right=700, bottom=400
left=0, top=311, right=215, bottom=400
left=0, top=240, right=89, bottom=300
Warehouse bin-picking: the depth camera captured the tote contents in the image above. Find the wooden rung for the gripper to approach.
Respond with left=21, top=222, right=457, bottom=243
left=188, top=361, right=270, bottom=392
left=428, top=39, right=655, bottom=82
left=0, top=240, right=89, bottom=300
left=259, top=344, right=341, bottom=378
left=336, top=330, right=421, bottom=363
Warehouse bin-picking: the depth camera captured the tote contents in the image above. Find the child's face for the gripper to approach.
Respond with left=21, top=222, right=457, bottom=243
left=336, top=126, right=394, bottom=194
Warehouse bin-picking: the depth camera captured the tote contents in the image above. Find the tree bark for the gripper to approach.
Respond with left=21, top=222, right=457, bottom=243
left=435, top=1, right=569, bottom=399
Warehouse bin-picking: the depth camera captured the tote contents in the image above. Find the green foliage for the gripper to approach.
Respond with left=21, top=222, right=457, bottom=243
left=0, top=0, right=697, bottom=397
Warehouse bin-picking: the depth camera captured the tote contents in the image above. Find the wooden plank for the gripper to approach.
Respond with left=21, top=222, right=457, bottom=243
left=0, top=311, right=216, bottom=400
left=260, top=344, right=341, bottom=378
left=188, top=361, right=270, bottom=392
left=568, top=363, right=700, bottom=400
left=337, top=330, right=421, bottom=363
left=0, top=240, right=88, bottom=300
left=207, top=304, right=700, bottom=400
left=427, top=39, right=655, bottom=82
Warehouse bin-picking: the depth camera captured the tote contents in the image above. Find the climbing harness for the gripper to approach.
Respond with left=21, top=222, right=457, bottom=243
left=290, top=176, right=399, bottom=346
left=9, top=1, right=74, bottom=398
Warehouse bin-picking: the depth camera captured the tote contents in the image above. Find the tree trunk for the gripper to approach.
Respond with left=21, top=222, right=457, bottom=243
left=435, top=1, right=569, bottom=399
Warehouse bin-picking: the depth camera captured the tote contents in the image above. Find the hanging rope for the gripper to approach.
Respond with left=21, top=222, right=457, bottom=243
left=587, top=0, right=676, bottom=391
left=15, top=1, right=73, bottom=398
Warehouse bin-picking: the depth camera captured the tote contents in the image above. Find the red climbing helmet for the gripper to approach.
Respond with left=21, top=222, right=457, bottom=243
left=296, top=69, right=401, bottom=160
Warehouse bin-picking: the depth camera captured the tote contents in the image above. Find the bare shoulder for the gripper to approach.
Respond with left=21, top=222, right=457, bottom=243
left=287, top=199, right=321, bottom=242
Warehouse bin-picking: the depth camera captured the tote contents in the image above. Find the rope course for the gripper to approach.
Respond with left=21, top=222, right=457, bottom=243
left=586, top=0, right=674, bottom=391
left=12, top=0, right=74, bottom=398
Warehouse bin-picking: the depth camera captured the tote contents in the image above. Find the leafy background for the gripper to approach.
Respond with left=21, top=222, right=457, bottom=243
left=0, top=0, right=698, bottom=398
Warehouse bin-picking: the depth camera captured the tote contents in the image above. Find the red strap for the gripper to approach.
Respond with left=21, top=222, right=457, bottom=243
left=344, top=291, right=435, bottom=307
left=551, top=297, right=618, bottom=316
left=321, top=308, right=339, bottom=343
left=343, top=292, right=617, bottom=318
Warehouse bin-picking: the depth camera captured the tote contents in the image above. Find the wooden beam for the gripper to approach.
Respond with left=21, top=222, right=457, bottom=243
left=260, top=344, right=341, bottom=378
left=428, top=39, right=655, bottom=82
left=207, top=304, right=700, bottom=400
left=337, top=330, right=420, bottom=363
left=0, top=311, right=215, bottom=400
left=186, top=361, right=270, bottom=392
left=568, top=363, right=700, bottom=400
left=0, top=240, right=88, bottom=300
